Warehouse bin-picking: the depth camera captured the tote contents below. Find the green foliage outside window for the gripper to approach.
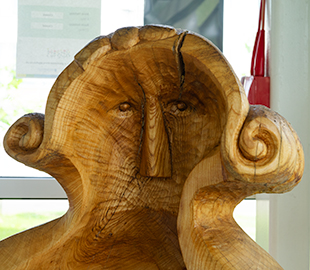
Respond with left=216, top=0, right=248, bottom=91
left=0, top=67, right=23, bottom=132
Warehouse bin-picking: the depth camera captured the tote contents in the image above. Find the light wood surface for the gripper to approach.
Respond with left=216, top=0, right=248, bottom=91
left=0, top=25, right=304, bottom=269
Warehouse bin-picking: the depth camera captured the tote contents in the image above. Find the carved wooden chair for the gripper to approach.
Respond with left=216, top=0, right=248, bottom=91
left=0, top=25, right=304, bottom=269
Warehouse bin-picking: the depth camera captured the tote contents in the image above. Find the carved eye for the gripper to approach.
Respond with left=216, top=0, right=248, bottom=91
left=176, top=101, right=187, bottom=111
left=119, top=102, right=131, bottom=112
left=169, top=101, right=189, bottom=114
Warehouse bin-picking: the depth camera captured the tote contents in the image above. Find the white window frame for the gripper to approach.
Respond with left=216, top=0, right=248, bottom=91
left=0, top=177, right=67, bottom=199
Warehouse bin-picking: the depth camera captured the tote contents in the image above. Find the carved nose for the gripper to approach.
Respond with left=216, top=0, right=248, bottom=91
left=139, top=98, right=172, bottom=177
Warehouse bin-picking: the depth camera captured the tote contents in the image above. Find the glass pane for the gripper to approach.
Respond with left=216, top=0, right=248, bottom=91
left=223, top=0, right=260, bottom=78
left=0, top=199, right=256, bottom=243
left=234, top=199, right=256, bottom=241
left=0, top=199, right=69, bottom=240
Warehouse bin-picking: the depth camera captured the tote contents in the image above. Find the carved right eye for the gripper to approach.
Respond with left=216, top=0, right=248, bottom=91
left=176, top=101, right=187, bottom=111
left=168, top=100, right=191, bottom=115
left=119, top=102, right=131, bottom=112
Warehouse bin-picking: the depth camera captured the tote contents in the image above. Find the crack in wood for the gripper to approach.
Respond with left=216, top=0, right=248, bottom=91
left=173, top=31, right=187, bottom=100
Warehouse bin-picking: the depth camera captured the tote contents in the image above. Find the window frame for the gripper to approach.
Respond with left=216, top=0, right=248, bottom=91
left=0, top=177, right=66, bottom=199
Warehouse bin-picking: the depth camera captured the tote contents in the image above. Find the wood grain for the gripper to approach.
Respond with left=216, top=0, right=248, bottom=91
left=0, top=25, right=304, bottom=269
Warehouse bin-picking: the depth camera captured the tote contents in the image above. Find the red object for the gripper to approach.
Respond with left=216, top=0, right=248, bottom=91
left=251, top=0, right=265, bottom=76
left=243, top=0, right=270, bottom=108
left=245, top=76, right=270, bottom=108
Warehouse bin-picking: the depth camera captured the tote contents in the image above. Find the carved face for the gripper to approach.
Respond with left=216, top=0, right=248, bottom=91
left=54, top=43, right=225, bottom=204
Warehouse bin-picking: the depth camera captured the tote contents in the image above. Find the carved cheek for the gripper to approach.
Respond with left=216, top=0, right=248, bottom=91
left=163, top=109, right=223, bottom=181
left=108, top=112, right=142, bottom=163
left=71, top=106, right=142, bottom=172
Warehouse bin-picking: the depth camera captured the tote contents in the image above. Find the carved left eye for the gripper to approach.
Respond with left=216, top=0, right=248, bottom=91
left=119, top=102, right=131, bottom=112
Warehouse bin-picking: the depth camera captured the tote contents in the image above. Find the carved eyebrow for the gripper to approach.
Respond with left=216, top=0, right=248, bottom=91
left=177, top=91, right=205, bottom=107
left=91, top=82, right=143, bottom=110
left=182, top=82, right=220, bottom=104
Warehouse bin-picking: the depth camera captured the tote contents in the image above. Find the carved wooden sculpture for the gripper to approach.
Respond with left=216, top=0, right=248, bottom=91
left=0, top=25, right=304, bottom=269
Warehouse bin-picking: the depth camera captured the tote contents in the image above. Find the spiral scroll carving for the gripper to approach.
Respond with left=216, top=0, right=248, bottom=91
left=223, top=105, right=304, bottom=192
left=4, top=113, right=44, bottom=158
left=239, top=108, right=279, bottom=166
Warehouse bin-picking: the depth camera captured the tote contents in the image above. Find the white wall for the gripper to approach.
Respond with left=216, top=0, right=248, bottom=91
left=269, top=0, right=310, bottom=269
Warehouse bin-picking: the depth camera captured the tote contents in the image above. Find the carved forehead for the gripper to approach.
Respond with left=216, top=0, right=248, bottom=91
left=61, top=50, right=177, bottom=114
left=72, top=37, right=221, bottom=103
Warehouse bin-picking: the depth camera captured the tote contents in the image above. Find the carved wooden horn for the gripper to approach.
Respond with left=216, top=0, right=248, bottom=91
left=179, top=31, right=304, bottom=191
left=4, top=113, right=45, bottom=167
left=177, top=31, right=304, bottom=269
left=222, top=105, right=304, bottom=192
left=3, top=60, right=84, bottom=203
left=3, top=57, right=84, bottom=169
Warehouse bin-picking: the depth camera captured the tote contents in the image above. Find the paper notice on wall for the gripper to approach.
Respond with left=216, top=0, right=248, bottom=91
left=16, top=0, right=101, bottom=78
